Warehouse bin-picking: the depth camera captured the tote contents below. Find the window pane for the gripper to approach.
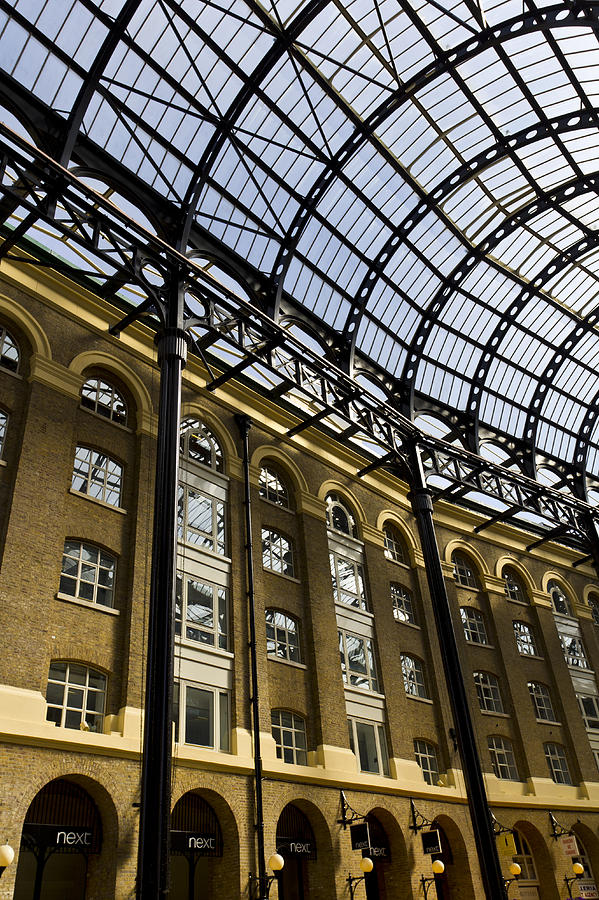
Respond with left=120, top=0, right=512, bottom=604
left=356, top=721, right=379, bottom=773
left=185, top=688, right=213, bottom=747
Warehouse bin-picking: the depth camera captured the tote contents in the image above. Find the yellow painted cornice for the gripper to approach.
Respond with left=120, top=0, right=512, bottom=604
left=297, top=491, right=326, bottom=519
left=531, top=590, right=552, bottom=610
left=362, top=522, right=384, bottom=547
left=481, top=575, right=506, bottom=595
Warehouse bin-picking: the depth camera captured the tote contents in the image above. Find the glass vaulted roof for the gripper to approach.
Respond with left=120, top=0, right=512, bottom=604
left=1, top=0, right=599, bottom=500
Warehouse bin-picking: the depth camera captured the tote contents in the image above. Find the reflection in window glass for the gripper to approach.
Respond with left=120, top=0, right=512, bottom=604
left=528, top=682, right=556, bottom=721
left=488, top=736, right=519, bottom=780
left=559, top=632, right=589, bottom=668
left=176, top=575, right=228, bottom=649
left=0, top=409, right=6, bottom=458
left=383, top=524, right=406, bottom=563
left=590, top=596, right=599, bottom=626
left=265, top=609, right=301, bottom=662
left=544, top=742, right=572, bottom=785
left=262, top=528, right=294, bottom=576
left=348, top=718, right=389, bottom=775
left=503, top=567, right=528, bottom=603
left=474, top=672, right=504, bottom=713
left=578, top=694, right=599, bottom=730
left=173, top=682, right=229, bottom=751
left=0, top=326, right=19, bottom=372
left=391, top=583, right=415, bottom=624
left=513, top=621, right=538, bottom=656
left=81, top=377, right=127, bottom=424
left=414, top=739, right=440, bottom=785
left=259, top=466, right=289, bottom=507
left=339, top=631, right=379, bottom=692
left=401, top=654, right=427, bottom=699
left=460, top=607, right=487, bottom=644
left=60, top=541, right=116, bottom=607
left=180, top=418, right=223, bottom=471
left=178, top=485, right=225, bottom=554
left=548, top=581, right=572, bottom=616
left=330, top=552, right=368, bottom=610
left=72, top=446, right=122, bottom=506
left=452, top=552, right=479, bottom=588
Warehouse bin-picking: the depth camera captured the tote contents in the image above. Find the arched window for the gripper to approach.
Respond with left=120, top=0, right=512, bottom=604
left=548, top=580, right=572, bottom=616
left=265, top=609, right=301, bottom=663
left=391, top=583, right=416, bottom=625
left=401, top=654, right=428, bottom=699
left=0, top=324, right=19, bottom=372
left=452, top=551, right=479, bottom=589
left=59, top=541, right=116, bottom=608
left=0, top=408, right=7, bottom=458
left=589, top=595, right=599, bottom=626
left=460, top=607, right=488, bottom=644
left=45, top=662, right=106, bottom=732
left=81, top=376, right=127, bottom=425
left=262, top=528, right=294, bottom=577
left=325, top=493, right=357, bottom=537
left=503, top=567, right=528, bottom=603
left=71, top=446, right=123, bottom=507
left=383, top=523, right=407, bottom=564
left=488, top=736, right=518, bottom=780
left=414, top=739, right=440, bottom=784
left=180, top=418, right=223, bottom=471
left=544, top=742, right=573, bottom=784
left=513, top=830, right=538, bottom=882
left=528, top=682, right=556, bottom=722
left=573, top=835, right=596, bottom=881
left=474, top=671, right=504, bottom=713
left=271, top=710, right=307, bottom=765
left=259, top=465, right=290, bottom=508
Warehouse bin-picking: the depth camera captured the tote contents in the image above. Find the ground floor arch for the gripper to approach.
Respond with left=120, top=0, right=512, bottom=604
left=430, top=816, right=475, bottom=900
left=13, top=778, right=108, bottom=900
left=274, top=799, right=336, bottom=900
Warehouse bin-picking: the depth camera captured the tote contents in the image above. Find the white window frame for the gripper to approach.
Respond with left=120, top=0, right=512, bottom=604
left=528, top=682, right=557, bottom=722
left=513, top=831, right=538, bottom=883
left=81, top=376, right=127, bottom=425
left=391, top=583, right=416, bottom=625
left=176, top=573, right=228, bottom=649
left=474, top=671, right=504, bottom=713
left=180, top=418, right=223, bottom=471
left=348, top=717, right=390, bottom=776
left=262, top=528, right=295, bottom=577
left=330, top=551, right=368, bottom=610
left=383, top=524, right=407, bottom=564
left=72, top=445, right=123, bottom=507
left=0, top=325, right=19, bottom=372
left=578, top=693, right=599, bottom=730
left=549, top=581, right=573, bottom=616
left=503, top=568, right=528, bottom=603
left=460, top=607, right=488, bottom=644
left=452, top=552, right=479, bottom=588
left=271, top=709, right=307, bottom=765
left=544, top=742, right=572, bottom=785
left=46, top=662, right=106, bottom=733
left=0, top=408, right=7, bottom=458
left=259, top=466, right=289, bottom=508
left=178, top=483, right=226, bottom=555
left=488, top=736, right=519, bottom=780
left=401, top=654, right=428, bottom=699
left=414, top=739, right=440, bottom=785
left=173, top=681, right=230, bottom=751
left=513, top=620, right=539, bottom=656
left=266, top=609, right=301, bottom=663
left=339, top=630, right=379, bottom=692
left=559, top=631, right=589, bottom=669
left=325, top=493, right=357, bottom=536
left=59, top=540, right=116, bottom=608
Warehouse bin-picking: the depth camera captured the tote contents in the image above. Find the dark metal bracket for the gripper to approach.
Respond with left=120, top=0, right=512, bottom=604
left=337, top=790, right=367, bottom=829
left=409, top=798, right=434, bottom=833
left=549, top=811, right=572, bottom=840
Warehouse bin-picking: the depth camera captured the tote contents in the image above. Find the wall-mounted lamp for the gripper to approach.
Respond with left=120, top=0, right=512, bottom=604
left=565, top=861, right=585, bottom=899
left=504, top=862, right=521, bottom=894
left=0, top=844, right=14, bottom=878
left=420, top=859, right=445, bottom=899
left=347, top=856, right=373, bottom=899
left=249, top=853, right=285, bottom=899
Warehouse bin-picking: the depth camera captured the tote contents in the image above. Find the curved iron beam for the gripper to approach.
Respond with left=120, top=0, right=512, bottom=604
left=341, top=109, right=599, bottom=357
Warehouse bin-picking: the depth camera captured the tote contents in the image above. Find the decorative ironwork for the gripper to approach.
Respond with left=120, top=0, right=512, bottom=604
left=337, top=791, right=367, bottom=830
left=409, top=799, right=434, bottom=833
left=549, top=811, right=572, bottom=840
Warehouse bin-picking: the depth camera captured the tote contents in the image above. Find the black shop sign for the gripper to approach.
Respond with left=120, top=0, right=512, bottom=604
left=171, top=831, right=219, bottom=854
left=25, top=824, right=97, bottom=852
left=421, top=829, right=442, bottom=856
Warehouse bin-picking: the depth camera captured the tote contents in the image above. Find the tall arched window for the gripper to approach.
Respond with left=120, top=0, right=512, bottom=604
left=503, top=567, right=528, bottom=604
left=512, top=830, right=538, bottom=883
left=81, top=376, right=127, bottom=425
left=383, top=523, right=407, bottom=564
left=325, top=493, right=357, bottom=537
left=401, top=654, right=428, bottom=699
left=452, top=552, right=479, bottom=589
left=180, top=418, right=223, bottom=471
left=0, top=324, right=19, bottom=372
left=548, top=580, right=572, bottom=616
left=528, top=682, right=556, bottom=722
left=178, top=419, right=226, bottom=555
left=259, top=465, right=290, bottom=508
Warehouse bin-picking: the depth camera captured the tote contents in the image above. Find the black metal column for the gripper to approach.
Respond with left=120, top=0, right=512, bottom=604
left=137, top=272, right=189, bottom=899
left=236, top=415, right=267, bottom=900
left=407, top=441, right=507, bottom=900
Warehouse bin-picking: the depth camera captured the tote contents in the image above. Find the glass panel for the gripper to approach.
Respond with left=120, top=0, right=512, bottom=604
left=356, top=721, right=378, bottom=773
left=185, top=687, right=213, bottom=747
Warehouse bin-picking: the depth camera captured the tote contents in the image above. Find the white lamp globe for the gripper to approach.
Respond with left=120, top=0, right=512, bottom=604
left=268, top=853, right=285, bottom=873
left=0, top=845, right=14, bottom=867
left=360, top=857, right=374, bottom=873
left=509, top=863, right=521, bottom=877
left=572, top=862, right=585, bottom=876
left=432, top=859, right=445, bottom=875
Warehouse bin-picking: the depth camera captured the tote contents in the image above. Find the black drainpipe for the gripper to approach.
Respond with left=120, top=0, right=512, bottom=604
left=236, top=414, right=267, bottom=899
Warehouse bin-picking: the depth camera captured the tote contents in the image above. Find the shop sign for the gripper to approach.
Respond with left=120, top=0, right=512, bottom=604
left=559, top=834, right=579, bottom=857
left=287, top=841, right=313, bottom=855
left=25, top=824, right=96, bottom=851
left=350, top=823, right=370, bottom=852
left=496, top=833, right=517, bottom=856
left=576, top=881, right=599, bottom=899
left=170, top=831, right=218, bottom=854
left=368, top=844, right=388, bottom=859
left=421, top=830, right=441, bottom=855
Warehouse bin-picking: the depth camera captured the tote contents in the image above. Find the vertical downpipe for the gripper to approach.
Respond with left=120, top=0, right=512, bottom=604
left=236, top=415, right=267, bottom=899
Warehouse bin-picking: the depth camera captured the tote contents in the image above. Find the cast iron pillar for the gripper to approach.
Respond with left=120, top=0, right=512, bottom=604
left=407, top=441, right=507, bottom=900
left=136, top=271, right=189, bottom=899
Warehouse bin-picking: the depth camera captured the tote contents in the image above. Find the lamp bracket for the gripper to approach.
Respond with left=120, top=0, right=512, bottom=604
left=549, top=811, right=572, bottom=840
left=337, top=790, right=367, bottom=829
left=490, top=812, right=514, bottom=836
left=410, top=798, right=434, bottom=832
